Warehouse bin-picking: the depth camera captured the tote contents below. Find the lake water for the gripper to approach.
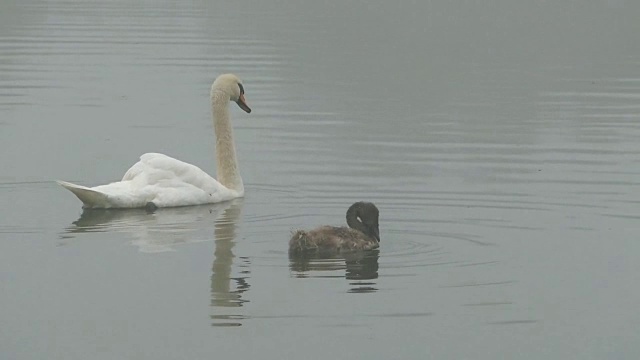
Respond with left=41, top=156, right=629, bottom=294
left=1, top=1, right=640, bottom=359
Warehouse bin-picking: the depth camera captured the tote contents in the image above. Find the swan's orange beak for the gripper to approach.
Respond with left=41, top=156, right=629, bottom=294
left=236, top=94, right=251, bottom=113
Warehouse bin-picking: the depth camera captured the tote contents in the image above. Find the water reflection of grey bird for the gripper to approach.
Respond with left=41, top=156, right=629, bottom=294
left=289, top=250, right=379, bottom=293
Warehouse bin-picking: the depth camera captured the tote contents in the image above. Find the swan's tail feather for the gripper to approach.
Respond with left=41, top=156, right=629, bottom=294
left=57, top=180, right=111, bottom=208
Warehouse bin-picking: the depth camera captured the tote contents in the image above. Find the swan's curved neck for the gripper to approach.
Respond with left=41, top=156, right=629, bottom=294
left=212, top=90, right=243, bottom=192
left=346, top=206, right=366, bottom=233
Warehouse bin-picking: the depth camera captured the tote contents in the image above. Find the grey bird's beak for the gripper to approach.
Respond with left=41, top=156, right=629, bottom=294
left=372, top=226, right=380, bottom=242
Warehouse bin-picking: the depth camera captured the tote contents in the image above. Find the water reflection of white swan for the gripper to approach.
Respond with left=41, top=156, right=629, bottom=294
left=62, top=199, right=250, bottom=325
left=62, top=200, right=242, bottom=253
left=58, top=74, right=251, bottom=209
left=210, top=201, right=250, bottom=309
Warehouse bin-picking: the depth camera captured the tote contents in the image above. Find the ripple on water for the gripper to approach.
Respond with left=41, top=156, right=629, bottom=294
left=0, top=0, right=287, bottom=110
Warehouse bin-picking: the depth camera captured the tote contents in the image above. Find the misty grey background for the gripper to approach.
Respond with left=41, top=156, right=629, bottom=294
left=1, top=0, right=640, bottom=359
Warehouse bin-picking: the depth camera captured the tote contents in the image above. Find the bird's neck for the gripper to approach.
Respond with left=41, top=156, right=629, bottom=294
left=212, top=90, right=243, bottom=193
left=346, top=207, right=365, bottom=233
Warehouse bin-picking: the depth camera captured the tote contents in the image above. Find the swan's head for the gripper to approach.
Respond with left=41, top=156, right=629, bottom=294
left=212, top=73, right=251, bottom=113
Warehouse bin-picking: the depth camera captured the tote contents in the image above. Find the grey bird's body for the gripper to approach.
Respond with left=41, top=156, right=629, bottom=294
left=289, top=202, right=380, bottom=255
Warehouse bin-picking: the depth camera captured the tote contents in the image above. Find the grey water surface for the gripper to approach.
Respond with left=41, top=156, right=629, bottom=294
left=1, top=1, right=640, bottom=359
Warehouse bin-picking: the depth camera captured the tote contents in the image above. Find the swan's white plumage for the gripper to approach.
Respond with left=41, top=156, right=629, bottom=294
left=58, top=73, right=249, bottom=209
left=60, top=153, right=241, bottom=208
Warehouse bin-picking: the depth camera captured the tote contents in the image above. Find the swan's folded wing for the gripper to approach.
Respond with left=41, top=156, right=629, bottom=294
left=121, top=159, right=146, bottom=181
left=121, top=153, right=173, bottom=181
left=123, top=153, right=223, bottom=190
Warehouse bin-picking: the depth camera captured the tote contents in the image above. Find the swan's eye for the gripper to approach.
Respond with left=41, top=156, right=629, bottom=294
left=238, top=83, right=245, bottom=95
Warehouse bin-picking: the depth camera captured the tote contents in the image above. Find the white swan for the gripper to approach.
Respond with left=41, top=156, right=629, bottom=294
left=58, top=73, right=251, bottom=209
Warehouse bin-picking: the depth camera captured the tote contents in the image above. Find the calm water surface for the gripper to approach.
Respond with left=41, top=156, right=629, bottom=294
left=1, top=1, right=640, bottom=359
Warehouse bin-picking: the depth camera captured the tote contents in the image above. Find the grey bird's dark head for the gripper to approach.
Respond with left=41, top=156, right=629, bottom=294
left=346, top=201, right=380, bottom=242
